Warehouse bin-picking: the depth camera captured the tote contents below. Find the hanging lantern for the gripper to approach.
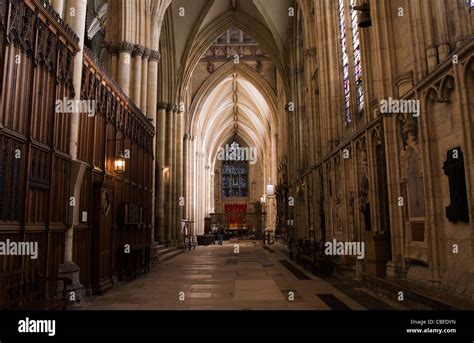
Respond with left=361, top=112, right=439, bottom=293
left=114, top=153, right=126, bottom=174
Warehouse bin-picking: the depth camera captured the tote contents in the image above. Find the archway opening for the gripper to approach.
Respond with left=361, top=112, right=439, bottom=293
left=184, top=28, right=282, bottom=236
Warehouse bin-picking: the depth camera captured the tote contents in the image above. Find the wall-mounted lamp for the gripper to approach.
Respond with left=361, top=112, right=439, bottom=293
left=114, top=153, right=126, bottom=174
left=108, top=136, right=126, bottom=174
left=266, top=184, right=275, bottom=196
left=353, top=3, right=371, bottom=28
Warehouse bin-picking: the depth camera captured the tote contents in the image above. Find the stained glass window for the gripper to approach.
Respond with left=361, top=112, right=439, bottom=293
left=222, top=141, right=249, bottom=198
left=350, top=0, right=364, bottom=112
left=339, top=0, right=351, bottom=124
left=339, top=0, right=365, bottom=125
left=470, top=0, right=474, bottom=8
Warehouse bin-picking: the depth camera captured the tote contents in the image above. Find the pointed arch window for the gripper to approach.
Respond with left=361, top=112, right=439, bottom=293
left=338, top=0, right=365, bottom=124
left=351, top=0, right=364, bottom=112
left=339, top=0, right=351, bottom=124
left=470, top=0, right=474, bottom=9
left=222, top=141, right=249, bottom=198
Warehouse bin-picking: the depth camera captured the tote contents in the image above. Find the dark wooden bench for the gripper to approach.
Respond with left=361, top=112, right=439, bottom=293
left=119, top=244, right=151, bottom=281
left=0, top=268, right=72, bottom=310
left=297, top=239, right=334, bottom=276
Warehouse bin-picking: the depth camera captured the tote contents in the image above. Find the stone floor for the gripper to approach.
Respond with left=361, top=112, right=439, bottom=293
left=76, top=241, right=395, bottom=310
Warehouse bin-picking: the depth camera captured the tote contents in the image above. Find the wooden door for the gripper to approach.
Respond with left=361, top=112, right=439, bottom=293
left=90, top=181, right=114, bottom=294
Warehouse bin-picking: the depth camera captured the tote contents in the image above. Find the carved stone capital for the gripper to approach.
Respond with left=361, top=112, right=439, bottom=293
left=132, top=44, right=145, bottom=57
left=157, top=102, right=169, bottom=110
left=117, top=41, right=134, bottom=54
left=143, top=48, right=151, bottom=59
left=174, top=104, right=185, bottom=114
left=149, top=50, right=161, bottom=62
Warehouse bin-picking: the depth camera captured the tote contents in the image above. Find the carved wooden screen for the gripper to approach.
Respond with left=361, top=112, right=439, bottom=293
left=0, top=0, right=154, bottom=297
left=0, top=0, right=79, bottom=298
left=77, top=50, right=155, bottom=292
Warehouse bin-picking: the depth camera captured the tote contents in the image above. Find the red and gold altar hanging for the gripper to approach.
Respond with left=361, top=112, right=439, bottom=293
left=225, top=203, right=247, bottom=228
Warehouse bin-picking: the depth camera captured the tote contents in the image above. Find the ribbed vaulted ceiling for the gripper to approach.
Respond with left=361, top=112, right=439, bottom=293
left=196, top=74, right=272, bottom=167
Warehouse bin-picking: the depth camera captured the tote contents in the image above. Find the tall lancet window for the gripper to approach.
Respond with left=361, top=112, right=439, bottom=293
left=339, top=0, right=365, bottom=124
left=351, top=0, right=364, bottom=112
left=339, top=0, right=351, bottom=124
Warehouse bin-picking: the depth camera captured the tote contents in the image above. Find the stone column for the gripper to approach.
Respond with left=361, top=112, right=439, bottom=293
left=146, top=51, right=160, bottom=118
left=117, top=41, right=133, bottom=96
left=62, top=0, right=87, bottom=301
left=66, top=0, right=86, bottom=161
left=184, top=136, right=195, bottom=227
left=433, top=0, right=450, bottom=61
left=165, top=104, right=174, bottom=244
left=451, top=1, right=467, bottom=48
left=147, top=51, right=160, bottom=243
left=170, top=108, right=178, bottom=244
left=183, top=135, right=190, bottom=222
left=421, top=0, right=438, bottom=71
left=110, top=46, right=118, bottom=80
left=51, top=0, right=65, bottom=18
left=65, top=0, right=86, bottom=233
left=174, top=110, right=184, bottom=246
left=325, top=0, right=340, bottom=148
left=156, top=103, right=167, bottom=243
left=131, top=45, right=144, bottom=107
left=140, top=49, right=150, bottom=114
left=101, top=41, right=111, bottom=72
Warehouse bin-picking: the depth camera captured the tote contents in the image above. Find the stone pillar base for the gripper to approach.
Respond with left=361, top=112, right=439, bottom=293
left=386, top=261, right=399, bottom=278
left=58, top=261, right=85, bottom=305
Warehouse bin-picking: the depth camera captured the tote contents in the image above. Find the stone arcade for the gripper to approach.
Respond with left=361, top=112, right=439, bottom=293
left=0, top=0, right=473, bottom=310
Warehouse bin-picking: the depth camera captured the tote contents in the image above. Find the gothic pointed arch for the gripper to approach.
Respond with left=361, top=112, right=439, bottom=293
left=175, top=10, right=290, bottom=104
left=187, top=61, right=278, bottom=136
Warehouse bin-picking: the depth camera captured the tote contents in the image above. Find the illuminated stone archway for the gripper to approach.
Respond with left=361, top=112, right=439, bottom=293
left=184, top=64, right=279, bottom=234
left=174, top=9, right=290, bottom=235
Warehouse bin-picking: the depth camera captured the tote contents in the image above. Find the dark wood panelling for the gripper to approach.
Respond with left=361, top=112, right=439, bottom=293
left=80, top=50, right=154, bottom=294
left=0, top=0, right=77, bottom=304
left=0, top=136, right=25, bottom=222
left=0, top=0, right=7, bottom=99
left=0, top=0, right=154, bottom=303
left=72, top=227, right=90, bottom=288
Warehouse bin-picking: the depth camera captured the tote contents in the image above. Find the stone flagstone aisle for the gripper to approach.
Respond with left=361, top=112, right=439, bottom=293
left=77, top=241, right=394, bottom=310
